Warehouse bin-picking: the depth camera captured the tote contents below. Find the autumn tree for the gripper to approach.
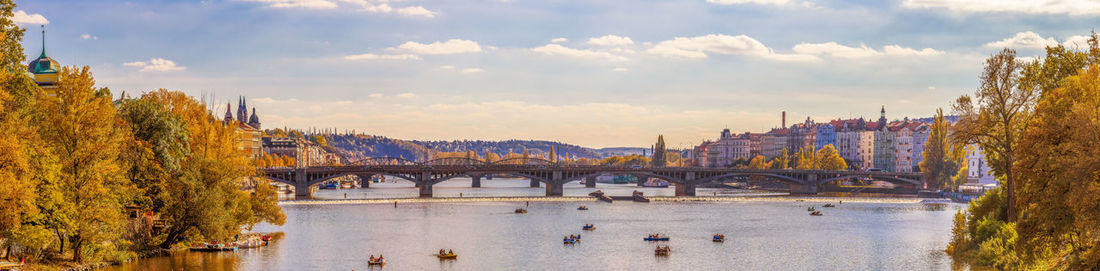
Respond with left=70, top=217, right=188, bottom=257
left=548, top=147, right=556, bottom=163
left=794, top=148, right=815, bottom=170
left=952, top=48, right=1037, bottom=222
left=813, top=144, right=846, bottom=170
left=772, top=148, right=790, bottom=170
left=747, top=155, right=771, bottom=169
left=36, top=67, right=132, bottom=262
left=919, top=108, right=961, bottom=190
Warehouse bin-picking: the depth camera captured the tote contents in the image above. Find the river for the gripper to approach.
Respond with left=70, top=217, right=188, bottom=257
left=105, top=178, right=965, bottom=270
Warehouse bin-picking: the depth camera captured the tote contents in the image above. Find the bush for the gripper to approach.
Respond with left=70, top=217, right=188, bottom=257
left=975, top=222, right=1019, bottom=269
left=11, top=225, right=54, bottom=260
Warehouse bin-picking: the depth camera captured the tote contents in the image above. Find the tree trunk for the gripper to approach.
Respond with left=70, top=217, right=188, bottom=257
left=72, top=237, right=83, bottom=263
left=159, top=227, right=187, bottom=249
left=55, top=229, right=64, bottom=254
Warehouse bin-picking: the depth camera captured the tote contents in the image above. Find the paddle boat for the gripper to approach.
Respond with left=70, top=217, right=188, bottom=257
left=810, top=211, right=823, bottom=216
left=823, top=203, right=836, bottom=208
left=577, top=205, right=588, bottom=210
left=655, top=245, right=671, bottom=256
left=563, top=236, right=578, bottom=244
left=436, top=249, right=457, bottom=259
left=807, top=206, right=816, bottom=212
left=368, top=255, right=386, bottom=266
left=515, top=208, right=527, bottom=214
left=644, top=234, right=670, bottom=241
left=713, top=234, right=725, bottom=242
left=582, top=224, right=596, bottom=231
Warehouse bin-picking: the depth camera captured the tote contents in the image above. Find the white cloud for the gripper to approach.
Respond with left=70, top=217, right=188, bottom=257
left=123, top=58, right=186, bottom=72
left=984, top=31, right=1058, bottom=49
left=12, top=10, right=48, bottom=25
left=530, top=44, right=630, bottom=61
left=706, top=0, right=790, bottom=5
left=792, top=42, right=881, bottom=58
left=1063, top=35, right=1092, bottom=48
left=368, top=93, right=384, bottom=98
left=902, top=0, right=1100, bottom=16
left=341, top=0, right=438, bottom=18
left=440, top=65, right=455, bottom=69
left=587, top=35, right=634, bottom=47
left=239, top=0, right=337, bottom=9
left=343, top=53, right=423, bottom=60
left=648, top=34, right=817, bottom=62
left=461, top=68, right=485, bottom=73
left=551, top=38, right=568, bottom=43
left=394, top=39, right=482, bottom=55
left=80, top=34, right=99, bottom=40
left=395, top=6, right=437, bottom=18
left=612, top=67, right=628, bottom=72
left=792, top=42, right=942, bottom=58
left=396, top=93, right=417, bottom=98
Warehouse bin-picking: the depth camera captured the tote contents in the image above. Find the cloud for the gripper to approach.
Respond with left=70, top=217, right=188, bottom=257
left=342, top=0, right=438, bottom=18
left=792, top=42, right=942, bottom=58
left=648, top=34, right=817, bottom=62
left=984, top=31, right=1058, bottom=49
left=901, top=0, right=1100, bottom=16
left=461, top=68, right=485, bottom=73
left=12, top=10, right=48, bottom=25
left=367, top=93, right=384, bottom=98
left=1063, top=35, right=1092, bottom=48
left=80, top=34, right=99, bottom=40
left=123, top=58, right=186, bottom=72
left=239, top=0, right=337, bottom=9
left=551, top=38, right=568, bottom=43
left=587, top=35, right=634, bottom=47
left=440, top=65, right=455, bottom=69
left=706, top=0, right=790, bottom=5
left=530, top=44, right=630, bottom=61
left=343, top=53, right=423, bottom=60
left=396, top=93, right=417, bottom=98
left=394, top=39, right=482, bottom=55
left=612, top=67, right=628, bottom=72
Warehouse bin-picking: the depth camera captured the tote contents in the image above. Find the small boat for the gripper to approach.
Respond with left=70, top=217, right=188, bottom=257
left=582, top=224, right=596, bottom=231
left=189, top=243, right=238, bottom=252
left=598, top=195, right=613, bottom=203
left=823, top=203, right=836, bottom=208
left=644, top=235, right=670, bottom=241
left=515, top=208, right=527, bottom=214
left=807, top=206, right=816, bottom=212
left=632, top=191, right=650, bottom=202
left=713, top=234, right=725, bottom=242
left=655, top=245, right=671, bottom=256
left=563, top=237, right=577, bottom=244
left=367, top=258, right=385, bottom=266
left=577, top=206, right=588, bottom=210
left=641, top=179, right=669, bottom=188
left=810, top=211, right=823, bottom=216
left=321, top=182, right=339, bottom=190
left=588, top=190, right=605, bottom=197
left=437, top=251, right=458, bottom=259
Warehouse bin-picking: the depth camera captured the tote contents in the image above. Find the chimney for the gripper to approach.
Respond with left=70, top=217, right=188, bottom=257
left=782, top=111, right=786, bottom=128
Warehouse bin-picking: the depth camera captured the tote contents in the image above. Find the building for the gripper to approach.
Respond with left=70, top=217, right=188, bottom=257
left=28, top=27, right=59, bottom=88
left=892, top=120, right=917, bottom=173
left=691, top=141, right=713, bottom=167
left=223, top=98, right=263, bottom=159
left=834, top=118, right=870, bottom=169
left=910, top=123, right=931, bottom=170
left=705, top=129, right=752, bottom=167
left=761, top=131, right=787, bottom=159
left=872, top=107, right=896, bottom=171
left=965, top=145, right=996, bottom=185
left=814, top=123, right=836, bottom=151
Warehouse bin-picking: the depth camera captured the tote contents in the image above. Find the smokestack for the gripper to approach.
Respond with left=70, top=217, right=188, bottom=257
left=782, top=111, right=786, bottom=128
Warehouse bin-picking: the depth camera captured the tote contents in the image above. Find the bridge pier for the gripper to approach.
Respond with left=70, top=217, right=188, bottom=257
left=471, top=176, right=481, bottom=188
left=546, top=171, right=563, bottom=196
left=585, top=176, right=596, bottom=188
left=635, top=174, right=646, bottom=186
left=419, top=183, right=433, bottom=197
left=418, top=172, right=432, bottom=197
left=530, top=179, right=540, bottom=187
left=357, top=174, right=370, bottom=188
left=675, top=172, right=696, bottom=197
left=294, top=168, right=312, bottom=198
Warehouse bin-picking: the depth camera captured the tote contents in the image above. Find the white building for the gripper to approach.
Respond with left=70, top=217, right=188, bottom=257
left=911, top=123, right=931, bottom=170
left=706, top=129, right=752, bottom=167
left=966, top=144, right=997, bottom=185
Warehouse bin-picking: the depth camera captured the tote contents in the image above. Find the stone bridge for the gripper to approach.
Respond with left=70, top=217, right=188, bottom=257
left=260, top=157, right=923, bottom=198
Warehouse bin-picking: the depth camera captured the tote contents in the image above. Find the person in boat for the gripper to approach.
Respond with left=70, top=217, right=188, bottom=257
left=379, top=254, right=384, bottom=260
left=439, top=249, right=446, bottom=255
left=370, top=255, right=376, bottom=261
left=447, top=249, right=453, bottom=255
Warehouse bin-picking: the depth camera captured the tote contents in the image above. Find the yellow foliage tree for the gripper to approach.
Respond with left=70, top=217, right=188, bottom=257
left=814, top=144, right=847, bottom=170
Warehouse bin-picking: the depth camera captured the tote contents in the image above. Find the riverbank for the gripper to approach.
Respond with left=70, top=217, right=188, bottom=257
left=278, top=194, right=932, bottom=206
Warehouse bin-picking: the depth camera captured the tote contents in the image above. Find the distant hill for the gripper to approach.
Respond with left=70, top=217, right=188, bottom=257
left=594, top=147, right=649, bottom=157
left=319, top=135, right=634, bottom=162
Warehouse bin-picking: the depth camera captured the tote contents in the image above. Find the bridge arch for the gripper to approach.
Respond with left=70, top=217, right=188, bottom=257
left=817, top=174, right=922, bottom=186
left=353, top=157, right=419, bottom=166
left=423, top=157, right=488, bottom=166
left=694, top=172, right=806, bottom=185
left=491, top=157, right=556, bottom=166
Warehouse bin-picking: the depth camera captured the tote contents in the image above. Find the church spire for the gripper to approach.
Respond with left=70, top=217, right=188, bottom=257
left=39, top=25, right=47, bottom=58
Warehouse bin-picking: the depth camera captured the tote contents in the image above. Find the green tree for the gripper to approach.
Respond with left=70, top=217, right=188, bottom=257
left=952, top=48, right=1037, bottom=222
left=0, top=0, right=26, bottom=72
left=117, top=98, right=190, bottom=212
left=919, top=108, right=961, bottom=190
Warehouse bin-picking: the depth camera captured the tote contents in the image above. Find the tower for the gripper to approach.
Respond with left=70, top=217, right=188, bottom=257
left=237, top=96, right=249, bottom=123
left=27, top=25, right=60, bottom=87
left=877, top=106, right=887, bottom=131
left=224, top=103, right=234, bottom=123
left=248, top=107, right=261, bottom=129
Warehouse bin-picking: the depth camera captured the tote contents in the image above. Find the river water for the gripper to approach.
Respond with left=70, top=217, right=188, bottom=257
left=105, top=178, right=965, bottom=270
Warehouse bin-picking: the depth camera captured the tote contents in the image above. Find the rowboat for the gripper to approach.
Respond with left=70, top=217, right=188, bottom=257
left=582, top=225, right=596, bottom=231
left=189, top=243, right=237, bottom=252
left=713, top=234, right=725, bottom=242
left=515, top=208, right=527, bottom=214
left=563, top=238, right=577, bottom=244
left=437, top=253, right=457, bottom=259
left=644, top=235, right=670, bottom=241
left=810, top=211, right=823, bottom=216
left=577, top=206, right=588, bottom=210
left=368, top=259, right=385, bottom=266
left=655, top=245, right=671, bottom=256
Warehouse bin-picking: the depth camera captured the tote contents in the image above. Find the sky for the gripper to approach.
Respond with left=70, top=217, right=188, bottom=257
left=12, top=0, right=1100, bottom=148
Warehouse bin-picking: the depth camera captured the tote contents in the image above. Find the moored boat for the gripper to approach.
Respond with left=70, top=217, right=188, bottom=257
left=189, top=243, right=237, bottom=252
